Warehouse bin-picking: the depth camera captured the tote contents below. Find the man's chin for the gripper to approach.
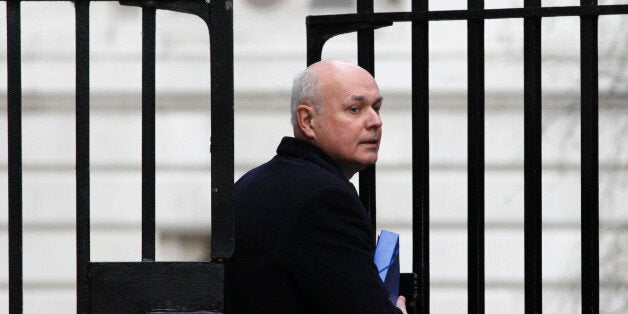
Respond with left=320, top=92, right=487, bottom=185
left=360, top=154, right=378, bottom=165
left=355, top=157, right=378, bottom=171
left=336, top=154, right=379, bottom=178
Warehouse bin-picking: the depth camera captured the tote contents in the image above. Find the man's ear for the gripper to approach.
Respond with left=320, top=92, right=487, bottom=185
left=296, top=104, right=316, bottom=139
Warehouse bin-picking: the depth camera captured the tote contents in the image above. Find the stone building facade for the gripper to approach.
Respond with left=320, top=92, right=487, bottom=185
left=0, top=0, right=627, bottom=313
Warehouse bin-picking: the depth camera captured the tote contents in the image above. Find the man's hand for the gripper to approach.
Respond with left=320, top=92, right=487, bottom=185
left=396, top=296, right=408, bottom=314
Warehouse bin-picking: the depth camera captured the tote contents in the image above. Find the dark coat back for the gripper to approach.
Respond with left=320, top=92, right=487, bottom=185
left=225, top=137, right=401, bottom=314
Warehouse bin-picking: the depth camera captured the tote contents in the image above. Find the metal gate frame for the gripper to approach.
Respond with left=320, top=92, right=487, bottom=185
left=5, top=0, right=234, bottom=312
left=5, top=0, right=628, bottom=313
left=306, top=1, right=628, bottom=313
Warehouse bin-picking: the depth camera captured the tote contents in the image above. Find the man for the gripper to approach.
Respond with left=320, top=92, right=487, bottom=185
left=225, top=60, right=407, bottom=313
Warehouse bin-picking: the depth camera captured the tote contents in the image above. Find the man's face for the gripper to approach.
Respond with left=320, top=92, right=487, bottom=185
left=310, top=67, right=383, bottom=178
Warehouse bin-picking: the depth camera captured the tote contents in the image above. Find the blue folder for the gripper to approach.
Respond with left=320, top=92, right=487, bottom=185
left=374, top=230, right=400, bottom=305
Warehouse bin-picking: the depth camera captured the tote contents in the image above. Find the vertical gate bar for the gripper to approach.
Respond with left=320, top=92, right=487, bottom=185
left=305, top=25, right=322, bottom=66
left=142, top=6, right=156, bottom=262
left=523, top=0, right=543, bottom=312
left=209, top=0, right=235, bottom=260
left=75, top=1, right=91, bottom=312
left=467, top=0, right=485, bottom=313
left=357, top=0, right=377, bottom=237
left=412, top=0, right=429, bottom=313
left=7, top=1, right=23, bottom=313
left=580, top=1, right=599, bottom=313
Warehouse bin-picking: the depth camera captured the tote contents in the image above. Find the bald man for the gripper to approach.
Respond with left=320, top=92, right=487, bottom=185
left=225, top=60, right=406, bottom=313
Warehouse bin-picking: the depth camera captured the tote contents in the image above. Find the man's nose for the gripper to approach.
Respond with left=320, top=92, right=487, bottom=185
left=366, top=108, right=382, bottom=129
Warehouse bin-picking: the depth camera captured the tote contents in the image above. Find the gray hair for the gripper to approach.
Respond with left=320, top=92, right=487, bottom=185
left=290, top=68, right=322, bottom=126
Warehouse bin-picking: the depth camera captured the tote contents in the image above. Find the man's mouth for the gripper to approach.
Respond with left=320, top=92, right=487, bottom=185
left=361, top=139, right=379, bottom=146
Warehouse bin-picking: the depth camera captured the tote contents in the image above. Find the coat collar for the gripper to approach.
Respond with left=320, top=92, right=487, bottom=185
left=276, top=137, right=348, bottom=182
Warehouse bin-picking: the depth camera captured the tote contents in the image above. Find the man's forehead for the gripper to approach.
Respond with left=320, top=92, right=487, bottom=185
left=308, top=59, right=359, bottom=72
left=350, top=94, right=383, bottom=102
left=310, top=60, right=372, bottom=81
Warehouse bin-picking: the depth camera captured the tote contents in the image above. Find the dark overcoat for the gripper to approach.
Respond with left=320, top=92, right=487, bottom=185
left=225, top=137, right=401, bottom=314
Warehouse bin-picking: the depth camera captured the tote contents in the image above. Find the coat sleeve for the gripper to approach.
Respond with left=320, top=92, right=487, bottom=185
left=288, top=185, right=403, bottom=314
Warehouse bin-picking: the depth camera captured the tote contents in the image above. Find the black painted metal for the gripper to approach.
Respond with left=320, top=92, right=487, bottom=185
left=307, top=1, right=623, bottom=313
left=4, top=0, right=232, bottom=312
left=357, top=0, right=377, bottom=239
left=142, top=6, right=157, bottom=262
left=305, top=19, right=392, bottom=66
left=89, top=262, right=224, bottom=312
left=400, top=272, right=420, bottom=313
left=119, top=0, right=235, bottom=261
left=121, top=0, right=210, bottom=24
left=75, top=1, right=91, bottom=313
left=467, top=0, right=485, bottom=312
left=208, top=0, right=235, bottom=261
left=307, top=5, right=628, bottom=24
left=523, top=0, right=543, bottom=312
left=3, top=0, right=620, bottom=312
left=7, top=2, right=23, bottom=313
left=411, top=1, right=430, bottom=313
left=580, top=1, right=600, bottom=313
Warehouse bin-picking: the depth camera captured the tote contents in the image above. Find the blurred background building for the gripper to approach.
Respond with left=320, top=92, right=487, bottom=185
left=0, top=0, right=627, bottom=313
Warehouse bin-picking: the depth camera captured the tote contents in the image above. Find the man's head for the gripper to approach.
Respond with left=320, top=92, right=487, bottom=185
left=291, top=60, right=383, bottom=179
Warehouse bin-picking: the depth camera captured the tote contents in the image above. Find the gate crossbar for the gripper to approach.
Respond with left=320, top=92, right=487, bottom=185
left=307, top=4, right=628, bottom=24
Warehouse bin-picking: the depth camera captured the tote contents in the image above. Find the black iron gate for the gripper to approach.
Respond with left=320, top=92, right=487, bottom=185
left=5, top=0, right=233, bottom=312
left=307, top=1, right=628, bottom=313
left=4, top=0, right=628, bottom=313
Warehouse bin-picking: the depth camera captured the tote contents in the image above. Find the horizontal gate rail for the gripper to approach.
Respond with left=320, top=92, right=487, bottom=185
left=307, top=4, right=628, bottom=24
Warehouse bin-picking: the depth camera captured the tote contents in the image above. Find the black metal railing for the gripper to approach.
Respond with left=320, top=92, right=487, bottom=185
left=305, top=0, right=627, bottom=313
left=4, top=0, right=623, bottom=312
left=4, top=0, right=233, bottom=313
left=6, top=2, right=23, bottom=313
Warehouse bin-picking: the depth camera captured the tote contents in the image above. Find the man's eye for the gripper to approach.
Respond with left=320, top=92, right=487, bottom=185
left=373, top=106, right=381, bottom=113
left=350, top=107, right=359, bottom=113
